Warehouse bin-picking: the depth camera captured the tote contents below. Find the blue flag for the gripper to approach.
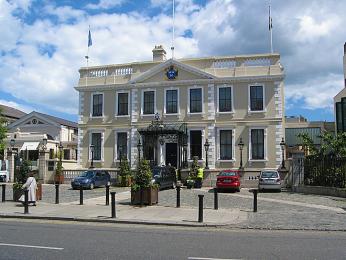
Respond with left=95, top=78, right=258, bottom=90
left=88, top=29, right=92, bottom=47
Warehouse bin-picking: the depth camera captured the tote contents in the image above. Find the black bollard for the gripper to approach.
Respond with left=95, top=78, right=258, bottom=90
left=110, top=191, right=116, bottom=218
left=198, top=194, right=204, bottom=223
left=24, top=189, right=29, bottom=214
left=1, top=184, right=5, bottom=202
left=176, top=186, right=181, bottom=208
left=105, top=184, right=110, bottom=206
left=55, top=184, right=59, bottom=204
left=214, top=188, right=218, bottom=210
left=79, top=185, right=83, bottom=205
left=253, top=189, right=258, bottom=212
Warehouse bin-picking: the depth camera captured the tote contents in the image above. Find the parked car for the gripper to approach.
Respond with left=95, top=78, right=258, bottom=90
left=71, top=170, right=111, bottom=190
left=216, top=170, right=241, bottom=192
left=152, top=166, right=176, bottom=190
left=258, top=170, right=281, bottom=192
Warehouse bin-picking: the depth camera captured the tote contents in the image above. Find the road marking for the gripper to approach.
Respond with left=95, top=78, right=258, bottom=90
left=188, top=257, right=242, bottom=260
left=0, top=243, right=64, bottom=250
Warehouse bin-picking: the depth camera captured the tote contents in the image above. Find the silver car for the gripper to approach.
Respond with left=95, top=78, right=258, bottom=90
left=258, top=170, right=281, bottom=192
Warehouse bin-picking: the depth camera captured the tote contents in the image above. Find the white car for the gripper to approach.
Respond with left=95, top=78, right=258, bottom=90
left=258, top=170, right=281, bottom=192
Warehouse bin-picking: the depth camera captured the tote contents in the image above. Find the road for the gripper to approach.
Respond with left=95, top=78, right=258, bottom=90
left=0, top=219, right=345, bottom=260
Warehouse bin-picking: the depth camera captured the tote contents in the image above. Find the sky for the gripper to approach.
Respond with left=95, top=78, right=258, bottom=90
left=0, top=0, right=345, bottom=122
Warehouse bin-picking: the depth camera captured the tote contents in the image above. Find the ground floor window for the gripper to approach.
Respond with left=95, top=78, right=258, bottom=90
left=190, top=130, right=202, bottom=159
left=251, top=129, right=264, bottom=160
left=220, top=130, right=232, bottom=160
left=117, top=132, right=127, bottom=160
left=91, top=132, right=102, bottom=160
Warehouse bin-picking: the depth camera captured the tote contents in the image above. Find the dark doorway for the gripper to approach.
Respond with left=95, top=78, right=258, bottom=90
left=166, top=143, right=177, bottom=168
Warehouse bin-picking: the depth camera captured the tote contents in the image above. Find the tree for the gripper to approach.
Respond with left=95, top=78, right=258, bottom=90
left=0, top=108, right=7, bottom=159
left=119, top=157, right=132, bottom=186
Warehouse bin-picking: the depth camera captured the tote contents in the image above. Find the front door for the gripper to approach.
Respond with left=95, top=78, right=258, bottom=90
left=165, top=143, right=177, bottom=168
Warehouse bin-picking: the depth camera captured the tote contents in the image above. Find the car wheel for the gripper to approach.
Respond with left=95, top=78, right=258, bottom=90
left=89, top=183, right=94, bottom=190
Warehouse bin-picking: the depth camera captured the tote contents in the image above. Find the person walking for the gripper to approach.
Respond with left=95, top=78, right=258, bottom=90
left=19, top=172, right=37, bottom=206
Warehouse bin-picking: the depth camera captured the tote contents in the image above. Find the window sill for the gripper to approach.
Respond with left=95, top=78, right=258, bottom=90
left=217, top=159, right=236, bottom=162
left=88, top=160, right=104, bottom=163
left=163, top=113, right=180, bottom=116
left=115, top=115, right=130, bottom=118
left=247, top=110, right=266, bottom=114
left=249, top=159, right=268, bottom=162
left=90, top=116, right=104, bottom=119
left=187, top=112, right=204, bottom=116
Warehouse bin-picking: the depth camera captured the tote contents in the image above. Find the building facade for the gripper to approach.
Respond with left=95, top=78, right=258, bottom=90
left=76, top=46, right=285, bottom=172
left=334, top=43, right=346, bottom=133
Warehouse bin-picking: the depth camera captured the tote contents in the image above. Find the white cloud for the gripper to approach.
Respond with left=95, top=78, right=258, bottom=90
left=86, top=0, right=125, bottom=10
left=0, top=100, right=33, bottom=114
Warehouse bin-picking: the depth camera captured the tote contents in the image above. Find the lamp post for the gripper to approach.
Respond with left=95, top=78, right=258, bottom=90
left=90, top=144, right=95, bottom=169
left=280, top=137, right=286, bottom=169
left=10, top=139, right=16, bottom=182
left=204, top=139, right=210, bottom=170
left=59, top=142, right=63, bottom=165
left=238, top=138, right=244, bottom=171
left=183, top=142, right=188, bottom=168
left=137, top=139, right=142, bottom=162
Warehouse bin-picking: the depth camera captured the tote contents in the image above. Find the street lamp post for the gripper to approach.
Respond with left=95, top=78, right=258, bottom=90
left=183, top=142, right=188, bottom=168
left=10, top=139, right=16, bottom=182
left=238, top=138, right=244, bottom=171
left=280, top=137, right=286, bottom=169
left=90, top=144, right=95, bottom=169
left=59, top=142, right=63, bottom=166
left=204, top=139, right=210, bottom=170
left=137, top=139, right=142, bottom=162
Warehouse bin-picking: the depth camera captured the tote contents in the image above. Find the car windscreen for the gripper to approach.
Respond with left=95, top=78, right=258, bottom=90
left=261, top=171, right=278, bottom=178
left=79, top=171, right=95, bottom=178
left=218, top=171, right=237, bottom=176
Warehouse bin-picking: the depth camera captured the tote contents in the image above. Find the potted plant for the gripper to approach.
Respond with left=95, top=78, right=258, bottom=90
left=185, top=156, right=198, bottom=188
left=13, top=159, right=31, bottom=201
left=186, top=177, right=195, bottom=189
left=131, top=159, right=158, bottom=205
left=119, top=157, right=132, bottom=187
left=55, top=158, right=64, bottom=184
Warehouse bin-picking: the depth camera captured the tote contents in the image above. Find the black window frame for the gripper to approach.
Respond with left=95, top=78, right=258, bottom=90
left=143, top=91, right=155, bottom=115
left=219, top=87, right=232, bottom=112
left=251, top=129, right=265, bottom=160
left=190, top=88, right=202, bottom=113
left=250, top=85, right=264, bottom=111
left=117, top=132, right=128, bottom=160
left=91, top=132, right=102, bottom=161
left=166, top=89, right=178, bottom=114
left=92, top=93, right=103, bottom=117
left=190, top=130, right=202, bottom=159
left=220, top=130, right=233, bottom=160
left=117, top=92, right=129, bottom=116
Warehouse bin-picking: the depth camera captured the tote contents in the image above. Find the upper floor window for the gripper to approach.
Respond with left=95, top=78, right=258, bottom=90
left=219, top=87, right=232, bottom=112
left=251, top=129, right=264, bottom=160
left=190, top=88, right=202, bottom=113
left=143, top=91, right=155, bottom=115
left=250, top=85, right=264, bottom=111
left=92, top=93, right=103, bottom=117
left=220, top=130, right=232, bottom=160
left=336, top=97, right=346, bottom=132
left=166, top=89, right=178, bottom=114
left=91, top=132, right=102, bottom=160
left=117, top=92, right=129, bottom=116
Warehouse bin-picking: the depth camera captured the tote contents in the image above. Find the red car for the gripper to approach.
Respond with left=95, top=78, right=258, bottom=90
left=216, top=170, right=241, bottom=192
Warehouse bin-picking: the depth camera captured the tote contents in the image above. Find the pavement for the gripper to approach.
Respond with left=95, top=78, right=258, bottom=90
left=1, top=184, right=346, bottom=230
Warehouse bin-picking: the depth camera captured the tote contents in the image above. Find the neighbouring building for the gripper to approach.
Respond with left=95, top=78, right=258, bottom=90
left=334, top=42, right=346, bottom=133
left=285, top=115, right=335, bottom=157
left=75, top=45, right=285, bottom=175
left=4, top=111, right=78, bottom=182
left=0, top=104, right=26, bottom=126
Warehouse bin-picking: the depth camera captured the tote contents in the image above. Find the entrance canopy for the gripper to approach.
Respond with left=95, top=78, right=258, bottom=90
left=20, top=142, right=40, bottom=151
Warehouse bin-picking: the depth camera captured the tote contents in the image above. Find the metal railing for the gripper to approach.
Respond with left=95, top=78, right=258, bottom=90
left=304, top=155, right=346, bottom=188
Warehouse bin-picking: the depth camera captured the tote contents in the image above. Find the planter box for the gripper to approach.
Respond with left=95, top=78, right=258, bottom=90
left=131, top=186, right=158, bottom=206
left=13, top=187, right=23, bottom=202
left=55, top=175, right=64, bottom=184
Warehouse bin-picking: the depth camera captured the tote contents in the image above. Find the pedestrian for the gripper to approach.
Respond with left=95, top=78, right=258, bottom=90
left=19, top=171, right=37, bottom=206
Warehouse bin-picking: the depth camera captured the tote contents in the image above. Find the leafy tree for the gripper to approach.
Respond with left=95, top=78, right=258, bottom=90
left=131, top=159, right=152, bottom=191
left=16, top=159, right=31, bottom=184
left=0, top=108, right=7, bottom=159
left=119, top=157, right=132, bottom=186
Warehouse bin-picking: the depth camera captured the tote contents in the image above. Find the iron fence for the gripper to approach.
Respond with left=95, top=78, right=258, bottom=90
left=304, top=155, right=346, bottom=188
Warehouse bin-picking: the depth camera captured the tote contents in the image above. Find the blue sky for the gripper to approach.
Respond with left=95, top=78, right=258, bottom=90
left=0, top=0, right=345, bottom=122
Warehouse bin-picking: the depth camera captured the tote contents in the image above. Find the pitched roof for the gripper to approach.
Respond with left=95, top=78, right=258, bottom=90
left=0, top=104, right=26, bottom=120
left=34, top=112, right=77, bottom=128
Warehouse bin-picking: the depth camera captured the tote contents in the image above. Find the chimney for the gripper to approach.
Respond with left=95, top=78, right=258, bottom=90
left=152, top=45, right=166, bottom=62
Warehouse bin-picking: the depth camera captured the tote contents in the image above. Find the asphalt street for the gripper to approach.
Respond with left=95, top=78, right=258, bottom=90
left=0, top=219, right=345, bottom=260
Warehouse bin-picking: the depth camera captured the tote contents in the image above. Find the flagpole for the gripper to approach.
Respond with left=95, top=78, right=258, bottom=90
left=171, top=0, right=175, bottom=59
left=85, top=25, right=91, bottom=87
left=269, top=3, right=273, bottom=53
